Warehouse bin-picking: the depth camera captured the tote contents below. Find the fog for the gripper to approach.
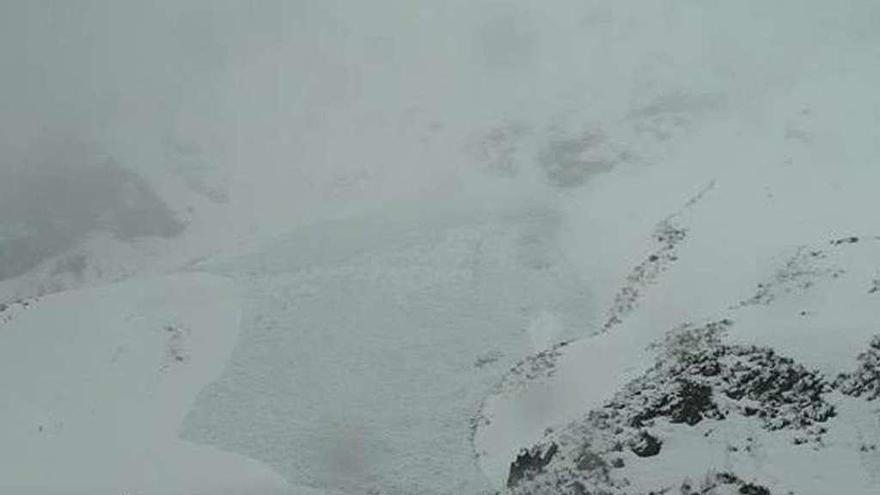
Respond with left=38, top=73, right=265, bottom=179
left=2, top=1, right=547, bottom=271
left=4, top=1, right=880, bottom=493
left=0, top=2, right=706, bottom=240
left=4, top=0, right=865, bottom=253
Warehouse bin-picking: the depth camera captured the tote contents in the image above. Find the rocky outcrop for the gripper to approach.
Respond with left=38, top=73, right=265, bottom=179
left=507, top=443, right=559, bottom=488
left=506, top=321, right=837, bottom=494
left=838, top=335, right=880, bottom=400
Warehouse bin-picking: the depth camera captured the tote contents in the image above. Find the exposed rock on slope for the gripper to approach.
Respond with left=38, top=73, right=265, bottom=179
left=0, top=140, right=184, bottom=282
left=485, top=233, right=880, bottom=495
left=506, top=320, right=837, bottom=494
left=838, top=336, right=880, bottom=401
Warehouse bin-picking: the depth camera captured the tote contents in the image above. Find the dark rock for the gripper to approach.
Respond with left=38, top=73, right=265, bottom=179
left=507, top=443, right=559, bottom=488
left=831, top=236, right=860, bottom=246
left=569, top=480, right=588, bottom=495
left=630, top=431, right=662, bottom=457
left=575, top=448, right=608, bottom=472
left=838, top=335, right=880, bottom=400
left=666, top=379, right=716, bottom=426
left=739, top=482, right=771, bottom=495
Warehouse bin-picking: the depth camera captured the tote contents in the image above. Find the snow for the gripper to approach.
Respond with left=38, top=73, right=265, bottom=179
left=0, top=274, right=288, bottom=494
left=472, top=21, right=880, bottom=487
left=475, top=328, right=652, bottom=483
left=5, top=1, right=880, bottom=493
left=475, top=118, right=880, bottom=492
left=180, top=203, right=597, bottom=495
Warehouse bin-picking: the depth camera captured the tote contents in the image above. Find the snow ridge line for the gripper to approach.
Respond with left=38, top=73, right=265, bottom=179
left=477, top=180, right=717, bottom=403
left=601, top=179, right=715, bottom=333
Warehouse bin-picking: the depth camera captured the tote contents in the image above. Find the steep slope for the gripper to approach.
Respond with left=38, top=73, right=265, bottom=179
left=489, top=236, right=880, bottom=495
left=476, top=173, right=880, bottom=494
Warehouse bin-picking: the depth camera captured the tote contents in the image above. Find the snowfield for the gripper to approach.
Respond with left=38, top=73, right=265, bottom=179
left=180, top=204, right=596, bottom=495
left=0, top=274, right=288, bottom=495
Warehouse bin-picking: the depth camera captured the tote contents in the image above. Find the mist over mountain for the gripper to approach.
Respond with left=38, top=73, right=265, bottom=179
left=2, top=2, right=880, bottom=494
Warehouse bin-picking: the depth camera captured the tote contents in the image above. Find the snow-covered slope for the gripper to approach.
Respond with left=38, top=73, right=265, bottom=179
left=0, top=274, right=288, bottom=494
left=480, top=233, right=880, bottom=494
left=471, top=11, right=880, bottom=488
left=476, top=138, right=880, bottom=493
left=179, top=203, right=596, bottom=495
left=4, top=2, right=880, bottom=494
